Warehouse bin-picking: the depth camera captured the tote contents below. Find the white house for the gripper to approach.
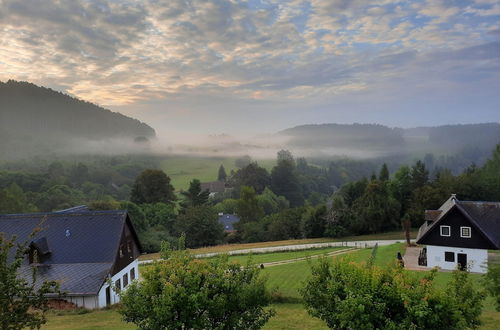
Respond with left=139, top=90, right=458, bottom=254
left=0, top=206, right=142, bottom=309
left=416, top=195, right=499, bottom=274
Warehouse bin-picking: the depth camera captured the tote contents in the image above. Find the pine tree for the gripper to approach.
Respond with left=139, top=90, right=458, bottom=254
left=379, top=163, right=389, bottom=181
left=217, top=164, right=227, bottom=182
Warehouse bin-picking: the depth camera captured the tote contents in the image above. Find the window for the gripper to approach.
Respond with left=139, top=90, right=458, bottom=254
left=130, top=268, right=136, bottom=281
left=444, top=252, right=455, bottom=262
left=119, top=245, right=124, bottom=258
left=127, top=241, right=132, bottom=253
left=440, top=225, right=451, bottom=237
left=123, top=273, right=128, bottom=288
left=460, top=226, right=471, bottom=238
left=115, top=279, right=121, bottom=292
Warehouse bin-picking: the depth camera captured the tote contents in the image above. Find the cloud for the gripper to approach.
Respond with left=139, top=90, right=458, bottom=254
left=0, top=0, right=498, bottom=134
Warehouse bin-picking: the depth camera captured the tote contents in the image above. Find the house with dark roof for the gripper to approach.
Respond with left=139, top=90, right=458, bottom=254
left=218, top=213, right=240, bottom=233
left=416, top=194, right=499, bottom=273
left=200, top=181, right=233, bottom=197
left=0, top=206, right=142, bottom=309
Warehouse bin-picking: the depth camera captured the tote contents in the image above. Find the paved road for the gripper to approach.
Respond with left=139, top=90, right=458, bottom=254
left=139, top=239, right=408, bottom=264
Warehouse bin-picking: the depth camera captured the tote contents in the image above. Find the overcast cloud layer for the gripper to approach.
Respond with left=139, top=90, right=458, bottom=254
left=1, top=0, right=499, bottom=136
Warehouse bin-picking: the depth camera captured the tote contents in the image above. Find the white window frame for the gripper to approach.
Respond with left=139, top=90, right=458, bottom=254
left=460, top=226, right=471, bottom=238
left=440, top=225, right=451, bottom=237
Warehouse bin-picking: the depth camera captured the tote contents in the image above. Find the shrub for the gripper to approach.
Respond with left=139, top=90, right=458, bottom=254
left=119, top=252, right=275, bottom=329
left=301, top=258, right=484, bottom=329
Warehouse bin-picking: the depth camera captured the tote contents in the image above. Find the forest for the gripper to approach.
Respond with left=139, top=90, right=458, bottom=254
left=0, top=143, right=499, bottom=253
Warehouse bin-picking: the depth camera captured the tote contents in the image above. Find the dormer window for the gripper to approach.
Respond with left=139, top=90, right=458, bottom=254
left=460, top=226, right=471, bottom=238
left=440, top=225, right=451, bottom=237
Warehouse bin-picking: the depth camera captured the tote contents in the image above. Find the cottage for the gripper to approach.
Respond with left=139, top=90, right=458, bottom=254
left=0, top=206, right=142, bottom=309
left=416, top=194, right=499, bottom=273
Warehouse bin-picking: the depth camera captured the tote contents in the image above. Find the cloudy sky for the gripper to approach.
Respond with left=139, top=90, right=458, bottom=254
left=1, top=0, right=499, bottom=136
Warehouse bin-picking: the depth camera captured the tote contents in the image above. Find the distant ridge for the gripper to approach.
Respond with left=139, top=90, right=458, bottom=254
left=0, top=80, right=156, bottom=158
left=278, top=122, right=500, bottom=156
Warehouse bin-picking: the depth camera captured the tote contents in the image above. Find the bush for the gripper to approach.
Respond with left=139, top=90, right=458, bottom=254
left=301, top=258, right=484, bottom=329
left=119, top=252, right=275, bottom=329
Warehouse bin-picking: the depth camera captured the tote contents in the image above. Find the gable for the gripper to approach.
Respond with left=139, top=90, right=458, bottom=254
left=417, top=207, right=496, bottom=249
left=111, top=218, right=141, bottom=275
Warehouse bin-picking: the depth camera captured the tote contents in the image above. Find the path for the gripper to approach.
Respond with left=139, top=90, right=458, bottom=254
left=403, top=246, right=429, bottom=271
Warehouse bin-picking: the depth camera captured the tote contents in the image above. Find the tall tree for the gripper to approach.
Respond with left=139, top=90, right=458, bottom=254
left=271, top=150, right=304, bottom=207
left=130, top=169, right=176, bottom=204
left=231, top=163, right=271, bottom=194
left=236, top=186, right=264, bottom=223
left=181, top=179, right=209, bottom=208
left=174, top=205, right=224, bottom=248
left=379, top=163, right=389, bottom=181
left=217, top=164, right=227, bottom=182
left=410, top=160, right=429, bottom=190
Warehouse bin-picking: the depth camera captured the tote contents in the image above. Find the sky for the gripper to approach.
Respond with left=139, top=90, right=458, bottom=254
left=0, top=0, right=499, bottom=136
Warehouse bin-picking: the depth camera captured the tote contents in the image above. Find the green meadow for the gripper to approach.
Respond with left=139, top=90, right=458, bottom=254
left=41, top=243, right=499, bottom=330
left=159, top=155, right=275, bottom=191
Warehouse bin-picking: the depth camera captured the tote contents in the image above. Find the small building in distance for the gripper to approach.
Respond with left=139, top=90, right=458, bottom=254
left=416, top=194, right=499, bottom=273
left=200, top=181, right=232, bottom=197
left=218, top=213, right=240, bottom=233
left=0, top=206, right=142, bottom=309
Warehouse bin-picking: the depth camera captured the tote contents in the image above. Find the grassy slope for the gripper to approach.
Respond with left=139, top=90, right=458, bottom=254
left=159, top=155, right=275, bottom=191
left=141, top=230, right=416, bottom=260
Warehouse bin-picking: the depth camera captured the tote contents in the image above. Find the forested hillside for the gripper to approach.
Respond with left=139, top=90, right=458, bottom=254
left=279, top=122, right=500, bottom=172
left=0, top=80, right=156, bottom=159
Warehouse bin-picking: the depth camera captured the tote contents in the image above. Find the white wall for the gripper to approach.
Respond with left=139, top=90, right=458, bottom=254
left=97, top=259, right=140, bottom=308
left=426, top=245, right=488, bottom=273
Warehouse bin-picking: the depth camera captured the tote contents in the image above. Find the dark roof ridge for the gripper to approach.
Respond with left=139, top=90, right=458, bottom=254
left=0, top=209, right=127, bottom=218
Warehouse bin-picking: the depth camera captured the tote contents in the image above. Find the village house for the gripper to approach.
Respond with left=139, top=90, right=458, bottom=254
left=0, top=206, right=142, bottom=309
left=200, top=180, right=232, bottom=197
left=416, top=194, right=499, bottom=273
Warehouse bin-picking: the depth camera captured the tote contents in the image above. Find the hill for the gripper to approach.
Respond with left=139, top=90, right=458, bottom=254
left=278, top=122, right=500, bottom=161
left=0, top=80, right=156, bottom=159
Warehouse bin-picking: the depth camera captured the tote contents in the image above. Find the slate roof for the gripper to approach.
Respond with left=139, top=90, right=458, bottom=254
left=218, top=214, right=240, bottom=232
left=0, top=209, right=138, bottom=295
left=200, top=181, right=226, bottom=193
left=457, top=201, right=500, bottom=249
left=416, top=195, right=500, bottom=249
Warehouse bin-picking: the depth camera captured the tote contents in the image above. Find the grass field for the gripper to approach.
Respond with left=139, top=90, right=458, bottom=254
left=141, top=230, right=417, bottom=260
left=41, top=243, right=499, bottom=330
left=159, top=155, right=275, bottom=191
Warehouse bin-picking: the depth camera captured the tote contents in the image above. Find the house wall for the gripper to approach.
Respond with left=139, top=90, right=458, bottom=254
left=59, top=295, right=99, bottom=309
left=426, top=245, right=488, bottom=273
left=97, top=258, right=140, bottom=308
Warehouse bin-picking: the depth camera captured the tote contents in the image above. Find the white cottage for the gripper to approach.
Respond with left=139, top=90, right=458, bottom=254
left=416, top=195, right=499, bottom=273
left=0, top=206, right=142, bottom=309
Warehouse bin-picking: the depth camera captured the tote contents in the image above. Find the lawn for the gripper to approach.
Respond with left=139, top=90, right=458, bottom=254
left=141, top=229, right=417, bottom=260
left=159, top=155, right=275, bottom=191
